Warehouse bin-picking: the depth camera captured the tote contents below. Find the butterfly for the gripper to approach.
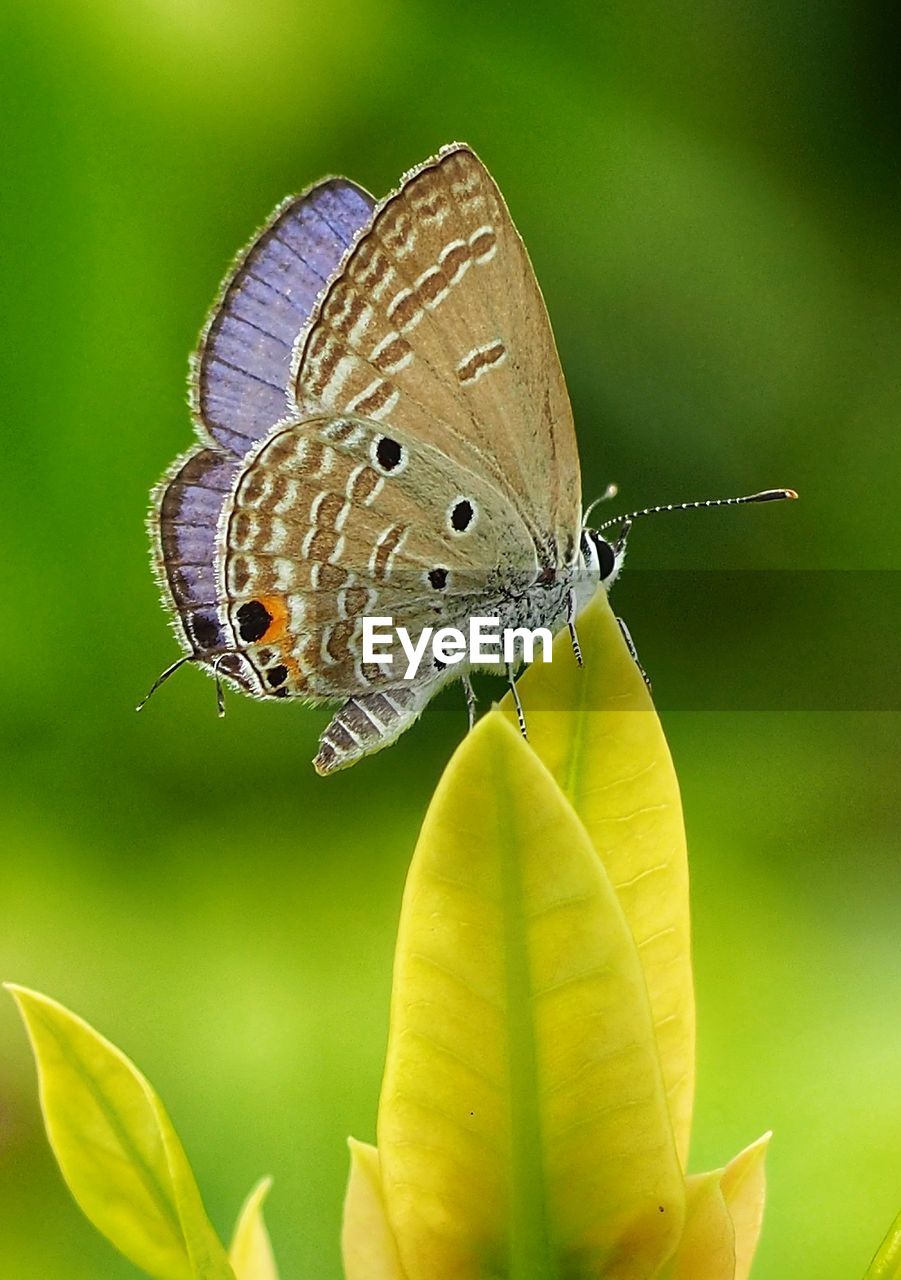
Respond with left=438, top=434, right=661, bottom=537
left=145, top=143, right=795, bottom=773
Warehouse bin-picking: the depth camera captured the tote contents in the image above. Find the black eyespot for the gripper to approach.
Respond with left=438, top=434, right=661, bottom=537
left=450, top=499, right=474, bottom=533
left=594, top=535, right=616, bottom=581
left=434, top=657, right=447, bottom=672
left=428, top=567, right=448, bottom=590
left=266, top=664, right=289, bottom=688
left=375, top=436, right=403, bottom=471
left=236, top=599, right=272, bottom=642
left=190, top=610, right=220, bottom=650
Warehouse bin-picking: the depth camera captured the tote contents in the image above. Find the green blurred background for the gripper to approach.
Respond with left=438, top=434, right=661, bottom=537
left=1, top=0, right=899, bottom=1275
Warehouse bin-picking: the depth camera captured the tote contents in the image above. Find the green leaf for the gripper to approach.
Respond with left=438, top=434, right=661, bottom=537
left=501, top=589, right=696, bottom=1167
left=378, top=711, right=684, bottom=1280
left=229, top=1178, right=279, bottom=1280
left=865, top=1208, right=901, bottom=1279
left=7, top=985, right=236, bottom=1280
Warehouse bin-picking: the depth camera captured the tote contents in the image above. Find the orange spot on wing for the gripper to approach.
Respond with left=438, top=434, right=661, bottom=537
left=257, top=595, right=290, bottom=644
left=251, top=595, right=307, bottom=694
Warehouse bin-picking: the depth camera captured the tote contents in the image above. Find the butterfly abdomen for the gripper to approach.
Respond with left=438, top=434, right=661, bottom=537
left=314, top=686, right=433, bottom=775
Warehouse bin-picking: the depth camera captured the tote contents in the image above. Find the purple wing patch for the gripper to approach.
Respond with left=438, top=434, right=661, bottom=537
left=193, top=179, right=375, bottom=456
left=153, top=448, right=238, bottom=655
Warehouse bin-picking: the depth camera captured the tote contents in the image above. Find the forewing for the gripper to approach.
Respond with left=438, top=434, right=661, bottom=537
left=192, top=179, right=375, bottom=456
left=217, top=416, right=538, bottom=699
left=293, top=144, right=581, bottom=562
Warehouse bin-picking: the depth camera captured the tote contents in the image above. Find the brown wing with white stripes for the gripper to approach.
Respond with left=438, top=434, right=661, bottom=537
left=217, top=415, right=537, bottom=700
left=291, top=144, right=582, bottom=567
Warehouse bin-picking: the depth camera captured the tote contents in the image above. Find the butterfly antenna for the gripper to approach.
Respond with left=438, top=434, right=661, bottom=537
left=582, top=483, right=619, bottom=527
left=597, top=488, right=798, bottom=532
left=135, top=655, right=195, bottom=711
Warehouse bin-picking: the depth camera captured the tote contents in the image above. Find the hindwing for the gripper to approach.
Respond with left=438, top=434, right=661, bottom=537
left=216, top=415, right=539, bottom=699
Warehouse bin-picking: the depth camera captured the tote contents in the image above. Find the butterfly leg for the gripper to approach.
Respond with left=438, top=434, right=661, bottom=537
left=616, top=616, right=652, bottom=691
left=567, top=589, right=583, bottom=666
left=506, top=662, right=528, bottom=740
left=462, top=673, right=478, bottom=730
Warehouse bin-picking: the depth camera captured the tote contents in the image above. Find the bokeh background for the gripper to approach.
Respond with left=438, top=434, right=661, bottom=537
left=2, top=0, right=899, bottom=1275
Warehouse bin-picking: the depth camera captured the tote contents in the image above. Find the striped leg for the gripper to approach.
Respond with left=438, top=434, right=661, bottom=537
left=567, top=588, right=583, bottom=666
left=462, top=673, right=478, bottom=729
left=506, top=662, right=528, bottom=740
left=616, top=616, right=652, bottom=690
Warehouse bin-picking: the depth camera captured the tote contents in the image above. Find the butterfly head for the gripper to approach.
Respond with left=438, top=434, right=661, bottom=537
left=580, top=526, right=626, bottom=592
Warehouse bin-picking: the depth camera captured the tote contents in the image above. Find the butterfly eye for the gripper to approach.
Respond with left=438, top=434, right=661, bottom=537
left=449, top=497, right=477, bottom=534
left=373, top=435, right=406, bottom=474
left=594, top=535, right=616, bottom=581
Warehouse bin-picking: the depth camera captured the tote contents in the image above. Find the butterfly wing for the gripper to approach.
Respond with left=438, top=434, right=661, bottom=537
left=216, top=415, right=539, bottom=700
left=152, top=179, right=375, bottom=677
left=291, top=144, right=581, bottom=565
left=192, top=178, right=375, bottom=456
left=151, top=447, right=237, bottom=653
left=148, top=446, right=262, bottom=692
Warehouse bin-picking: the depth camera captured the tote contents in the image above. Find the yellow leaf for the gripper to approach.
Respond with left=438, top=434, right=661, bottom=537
left=378, top=711, right=684, bottom=1280
left=229, top=1177, right=279, bottom=1280
left=865, top=1208, right=901, bottom=1279
left=720, top=1133, right=770, bottom=1280
left=7, top=985, right=235, bottom=1280
left=663, top=1134, right=769, bottom=1280
left=501, top=589, right=695, bottom=1167
left=659, top=1172, right=735, bottom=1280
left=341, top=1139, right=406, bottom=1280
